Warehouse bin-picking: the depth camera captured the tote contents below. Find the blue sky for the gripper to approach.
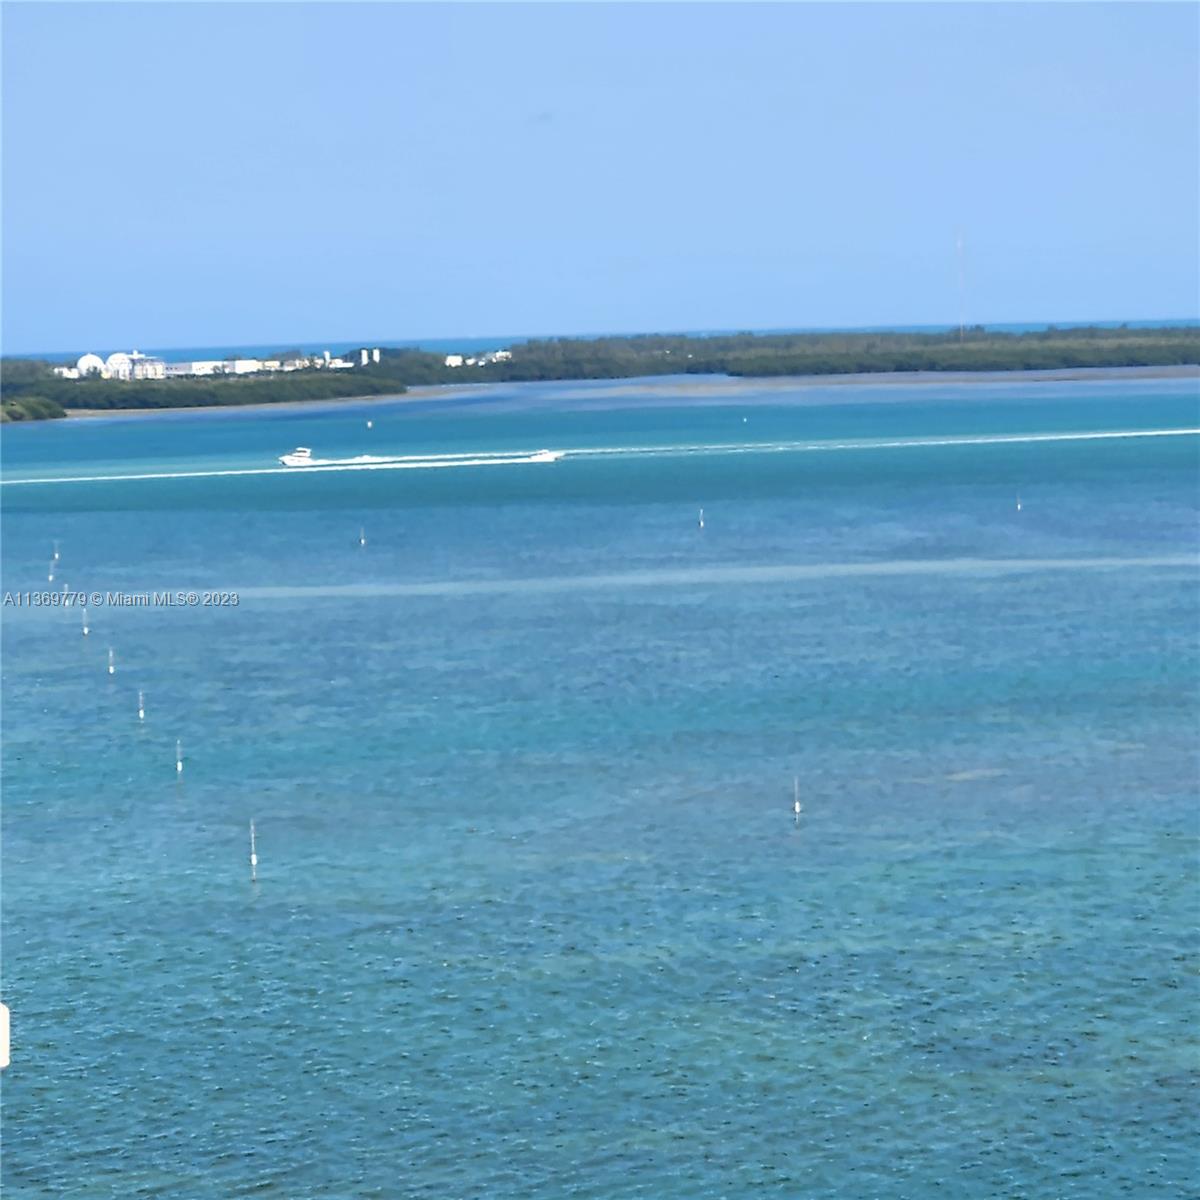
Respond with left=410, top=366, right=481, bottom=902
left=2, top=2, right=1197, bottom=352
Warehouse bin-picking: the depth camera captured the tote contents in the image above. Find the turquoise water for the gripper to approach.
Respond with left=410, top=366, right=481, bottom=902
left=3, top=374, right=1198, bottom=1197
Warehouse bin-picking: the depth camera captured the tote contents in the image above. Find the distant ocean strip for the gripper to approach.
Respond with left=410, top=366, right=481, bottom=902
left=4, top=427, right=1198, bottom=487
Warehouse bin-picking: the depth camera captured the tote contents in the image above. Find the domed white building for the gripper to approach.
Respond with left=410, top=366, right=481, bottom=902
left=105, top=351, right=132, bottom=380
left=76, top=353, right=106, bottom=376
left=102, top=350, right=165, bottom=381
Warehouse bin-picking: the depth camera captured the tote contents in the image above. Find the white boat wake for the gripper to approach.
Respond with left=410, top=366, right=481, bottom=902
left=228, top=555, right=1200, bottom=601
left=3, top=448, right=564, bottom=486
left=2, top=427, right=1195, bottom=487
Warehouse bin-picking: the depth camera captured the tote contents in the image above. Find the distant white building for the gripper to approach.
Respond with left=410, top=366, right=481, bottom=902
left=123, top=351, right=164, bottom=380
left=133, top=355, right=166, bottom=380
left=57, top=345, right=378, bottom=383
left=223, top=358, right=263, bottom=375
left=444, top=349, right=511, bottom=369
left=76, top=353, right=106, bottom=377
left=71, top=350, right=168, bottom=381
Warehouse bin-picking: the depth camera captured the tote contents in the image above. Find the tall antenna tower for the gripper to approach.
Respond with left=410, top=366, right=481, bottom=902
left=955, top=230, right=966, bottom=343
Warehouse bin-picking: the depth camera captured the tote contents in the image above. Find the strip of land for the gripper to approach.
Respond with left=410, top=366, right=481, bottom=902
left=5, top=325, right=1198, bottom=421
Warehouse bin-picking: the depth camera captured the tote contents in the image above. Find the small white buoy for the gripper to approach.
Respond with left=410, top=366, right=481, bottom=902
left=358, top=527, right=367, bottom=547
left=1016, top=493, right=1022, bottom=513
left=250, top=819, right=258, bottom=883
left=107, top=648, right=115, bottom=676
left=366, top=419, right=373, bottom=430
left=793, top=776, right=802, bottom=821
left=48, top=566, right=55, bottom=584
left=137, top=689, right=145, bottom=721
left=698, top=508, right=705, bottom=530
left=175, top=739, right=183, bottom=774
left=52, top=540, right=61, bottom=563
left=81, top=607, right=89, bottom=636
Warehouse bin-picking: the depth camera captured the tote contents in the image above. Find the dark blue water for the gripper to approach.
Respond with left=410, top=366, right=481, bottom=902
left=2, top=375, right=1198, bottom=1197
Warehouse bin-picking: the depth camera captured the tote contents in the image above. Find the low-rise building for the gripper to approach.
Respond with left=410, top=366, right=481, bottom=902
left=58, top=344, right=383, bottom=382
left=444, top=349, right=513, bottom=369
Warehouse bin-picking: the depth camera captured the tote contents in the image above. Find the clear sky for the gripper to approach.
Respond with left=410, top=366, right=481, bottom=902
left=2, top=1, right=1197, bottom=353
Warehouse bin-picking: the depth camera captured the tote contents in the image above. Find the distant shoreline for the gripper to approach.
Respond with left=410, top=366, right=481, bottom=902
left=61, top=364, right=1199, bottom=420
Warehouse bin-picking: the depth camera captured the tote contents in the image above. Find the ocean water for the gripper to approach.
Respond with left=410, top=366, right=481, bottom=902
left=2, top=374, right=1198, bottom=1197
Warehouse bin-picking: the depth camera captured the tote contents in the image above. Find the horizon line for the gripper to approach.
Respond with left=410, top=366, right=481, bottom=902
left=7, top=315, right=1199, bottom=361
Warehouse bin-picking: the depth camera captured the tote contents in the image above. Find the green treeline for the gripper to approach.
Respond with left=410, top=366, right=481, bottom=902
left=444, top=324, right=1200, bottom=382
left=0, top=365, right=412, bottom=414
left=1, top=394, right=67, bottom=422
left=2, top=325, right=1197, bottom=419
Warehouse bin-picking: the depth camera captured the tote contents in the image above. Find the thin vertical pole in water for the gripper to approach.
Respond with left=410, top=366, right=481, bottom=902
left=793, top=776, right=802, bottom=822
left=48, top=562, right=55, bottom=584
left=359, top=527, right=367, bottom=547
left=250, top=820, right=258, bottom=883
left=1016, top=493, right=1022, bottom=513
left=138, top=690, right=145, bottom=721
left=52, top=540, right=60, bottom=563
left=698, top=508, right=705, bottom=530
left=81, top=607, right=89, bottom=636
left=107, top=648, right=115, bottom=676
left=176, top=739, right=183, bottom=775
